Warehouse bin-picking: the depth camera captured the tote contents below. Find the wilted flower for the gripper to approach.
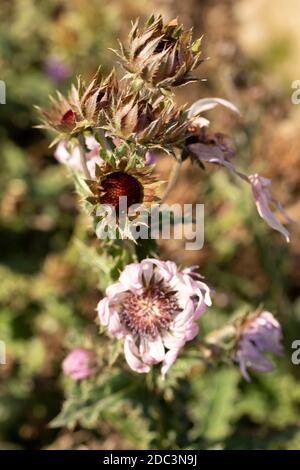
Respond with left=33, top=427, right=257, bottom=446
left=116, top=15, right=204, bottom=88
left=62, top=348, right=94, bottom=381
left=55, top=136, right=102, bottom=177
left=235, top=310, right=283, bottom=381
left=187, top=98, right=297, bottom=241
left=97, top=259, right=211, bottom=377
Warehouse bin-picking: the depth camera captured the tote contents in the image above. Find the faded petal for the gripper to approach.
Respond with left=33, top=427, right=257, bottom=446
left=188, top=97, right=240, bottom=118
left=161, top=348, right=180, bottom=378
left=124, top=336, right=150, bottom=373
left=140, top=335, right=165, bottom=365
left=249, top=174, right=290, bottom=242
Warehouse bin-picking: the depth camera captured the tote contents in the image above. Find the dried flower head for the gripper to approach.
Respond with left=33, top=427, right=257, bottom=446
left=116, top=15, right=204, bottom=88
left=97, top=259, right=211, bottom=377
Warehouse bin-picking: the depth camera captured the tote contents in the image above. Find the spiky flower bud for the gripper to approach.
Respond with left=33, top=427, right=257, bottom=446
left=116, top=15, right=204, bottom=88
left=104, top=89, right=189, bottom=149
left=37, top=69, right=118, bottom=144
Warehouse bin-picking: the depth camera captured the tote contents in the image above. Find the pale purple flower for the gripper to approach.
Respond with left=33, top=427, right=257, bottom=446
left=188, top=97, right=298, bottom=241
left=44, top=57, right=70, bottom=83
left=62, top=348, right=94, bottom=381
left=54, top=136, right=102, bottom=178
left=235, top=311, right=283, bottom=381
left=189, top=143, right=296, bottom=241
left=96, top=259, right=212, bottom=377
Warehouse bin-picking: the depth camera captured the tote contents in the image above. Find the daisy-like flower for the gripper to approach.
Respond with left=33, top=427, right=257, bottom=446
left=235, top=310, right=283, bottom=381
left=62, top=348, right=94, bottom=381
left=96, top=259, right=212, bottom=377
left=54, top=136, right=102, bottom=178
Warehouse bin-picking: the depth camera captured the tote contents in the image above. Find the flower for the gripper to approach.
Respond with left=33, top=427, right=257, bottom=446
left=97, top=259, right=212, bottom=377
left=85, top=158, right=160, bottom=218
left=187, top=98, right=297, bottom=242
left=62, top=348, right=94, bottom=381
left=235, top=310, right=283, bottom=381
left=54, top=136, right=102, bottom=177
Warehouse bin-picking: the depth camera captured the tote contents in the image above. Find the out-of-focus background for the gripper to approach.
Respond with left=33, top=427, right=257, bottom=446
left=0, top=0, right=300, bottom=450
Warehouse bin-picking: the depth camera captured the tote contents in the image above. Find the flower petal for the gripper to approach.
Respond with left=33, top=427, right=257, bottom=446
left=249, top=174, right=290, bottom=242
left=140, top=335, right=165, bottom=364
left=124, top=336, right=150, bottom=373
left=188, top=97, right=240, bottom=118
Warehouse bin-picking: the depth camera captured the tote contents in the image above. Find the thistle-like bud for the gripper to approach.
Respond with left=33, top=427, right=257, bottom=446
left=37, top=69, right=118, bottom=145
left=69, top=68, right=118, bottom=126
left=104, top=89, right=190, bottom=149
left=115, top=15, right=204, bottom=88
left=36, top=92, right=76, bottom=140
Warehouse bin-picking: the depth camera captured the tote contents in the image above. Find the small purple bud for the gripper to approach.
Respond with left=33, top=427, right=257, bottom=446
left=62, top=348, right=94, bottom=381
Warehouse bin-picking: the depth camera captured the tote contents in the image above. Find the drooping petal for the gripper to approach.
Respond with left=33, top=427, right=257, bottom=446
left=119, top=263, right=144, bottom=293
left=97, top=298, right=110, bottom=326
left=140, top=335, right=165, bottom=364
left=188, top=97, right=240, bottom=118
left=124, top=336, right=150, bottom=373
left=249, top=174, right=290, bottom=242
left=106, top=309, right=126, bottom=339
left=161, top=348, right=180, bottom=378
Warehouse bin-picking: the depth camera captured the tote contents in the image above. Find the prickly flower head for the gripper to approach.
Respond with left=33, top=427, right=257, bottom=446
left=69, top=69, right=118, bottom=127
left=37, top=70, right=118, bottom=144
left=86, top=159, right=160, bottom=223
left=97, top=259, right=211, bottom=377
left=37, top=92, right=76, bottom=139
left=105, top=90, right=189, bottom=148
left=116, top=15, right=204, bottom=88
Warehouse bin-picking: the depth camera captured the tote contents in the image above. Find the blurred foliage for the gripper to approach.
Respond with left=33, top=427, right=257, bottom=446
left=0, top=0, right=300, bottom=451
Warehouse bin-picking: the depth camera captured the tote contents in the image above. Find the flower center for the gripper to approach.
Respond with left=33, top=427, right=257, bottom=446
left=119, top=284, right=181, bottom=338
left=100, top=172, right=143, bottom=214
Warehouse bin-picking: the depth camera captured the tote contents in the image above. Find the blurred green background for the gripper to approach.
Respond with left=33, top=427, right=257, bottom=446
left=0, top=0, right=300, bottom=450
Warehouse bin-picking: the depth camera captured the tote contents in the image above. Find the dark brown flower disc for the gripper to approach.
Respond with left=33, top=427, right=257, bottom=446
left=100, top=172, right=143, bottom=214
